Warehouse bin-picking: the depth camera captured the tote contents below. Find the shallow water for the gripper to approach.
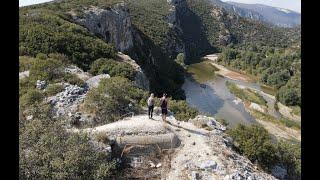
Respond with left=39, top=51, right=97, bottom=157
left=182, top=76, right=257, bottom=128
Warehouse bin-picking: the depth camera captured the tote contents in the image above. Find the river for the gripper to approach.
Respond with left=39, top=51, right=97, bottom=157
left=182, top=57, right=281, bottom=128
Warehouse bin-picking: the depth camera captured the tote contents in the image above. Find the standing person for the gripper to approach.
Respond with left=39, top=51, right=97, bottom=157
left=160, top=93, right=168, bottom=122
left=147, top=93, right=155, bottom=119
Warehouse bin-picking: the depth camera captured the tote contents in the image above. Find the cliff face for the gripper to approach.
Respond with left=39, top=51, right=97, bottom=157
left=74, top=3, right=134, bottom=52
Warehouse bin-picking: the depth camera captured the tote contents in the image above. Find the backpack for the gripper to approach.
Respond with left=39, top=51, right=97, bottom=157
left=160, top=98, right=167, bottom=108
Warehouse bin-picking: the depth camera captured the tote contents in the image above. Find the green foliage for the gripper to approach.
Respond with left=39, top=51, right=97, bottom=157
left=83, top=77, right=145, bottom=125
left=276, top=72, right=301, bottom=106
left=19, top=8, right=116, bottom=70
left=226, top=81, right=267, bottom=106
left=219, top=44, right=300, bottom=107
left=62, top=73, right=86, bottom=87
left=19, top=56, right=35, bottom=72
left=20, top=89, right=45, bottom=109
left=19, top=104, right=116, bottom=179
left=19, top=77, right=35, bottom=98
left=250, top=110, right=301, bottom=130
left=187, top=60, right=218, bottom=83
left=44, top=84, right=64, bottom=96
left=228, top=124, right=301, bottom=178
left=276, top=141, right=301, bottom=180
left=89, top=58, right=136, bottom=80
left=29, top=56, right=65, bottom=82
left=127, top=0, right=171, bottom=48
left=228, top=124, right=277, bottom=171
left=169, top=99, right=199, bottom=121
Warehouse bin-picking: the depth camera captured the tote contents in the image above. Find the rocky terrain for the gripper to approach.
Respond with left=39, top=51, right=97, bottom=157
left=71, top=113, right=276, bottom=179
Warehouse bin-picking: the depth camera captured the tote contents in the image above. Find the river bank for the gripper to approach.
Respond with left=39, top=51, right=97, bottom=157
left=184, top=54, right=301, bottom=142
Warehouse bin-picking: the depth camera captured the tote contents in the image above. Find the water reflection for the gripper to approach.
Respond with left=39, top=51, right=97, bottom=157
left=182, top=76, right=257, bottom=128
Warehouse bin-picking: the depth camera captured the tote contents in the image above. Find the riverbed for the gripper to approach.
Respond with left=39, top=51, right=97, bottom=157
left=183, top=55, right=282, bottom=128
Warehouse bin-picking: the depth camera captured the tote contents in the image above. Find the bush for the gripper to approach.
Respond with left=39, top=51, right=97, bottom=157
left=19, top=56, right=35, bottom=72
left=29, top=57, right=65, bottom=82
left=62, top=73, right=85, bottom=88
left=169, top=99, right=198, bottom=121
left=19, top=104, right=116, bottom=179
left=19, top=9, right=117, bottom=70
left=89, top=58, right=136, bottom=81
left=83, top=77, right=145, bottom=125
left=228, top=124, right=277, bottom=171
left=20, top=89, right=45, bottom=108
left=276, top=141, right=301, bottom=179
left=19, top=77, right=35, bottom=97
left=44, top=84, right=64, bottom=96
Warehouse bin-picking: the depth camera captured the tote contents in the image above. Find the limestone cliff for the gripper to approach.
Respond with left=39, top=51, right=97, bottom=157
left=74, top=3, right=134, bottom=52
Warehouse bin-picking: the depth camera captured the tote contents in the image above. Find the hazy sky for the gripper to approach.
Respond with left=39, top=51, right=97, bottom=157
left=221, top=0, right=301, bottom=13
left=19, top=0, right=301, bottom=13
left=19, top=0, right=53, bottom=7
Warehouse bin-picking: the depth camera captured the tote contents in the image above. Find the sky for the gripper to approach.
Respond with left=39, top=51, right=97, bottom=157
left=19, top=0, right=53, bottom=7
left=221, top=0, right=301, bottom=13
left=19, top=0, right=301, bottom=13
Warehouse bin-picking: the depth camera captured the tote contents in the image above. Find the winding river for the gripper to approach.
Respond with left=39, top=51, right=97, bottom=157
left=182, top=55, right=282, bottom=128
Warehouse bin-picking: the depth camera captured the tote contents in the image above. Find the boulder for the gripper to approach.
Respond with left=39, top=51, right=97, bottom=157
left=86, top=74, right=110, bottom=89
left=36, top=80, right=47, bottom=90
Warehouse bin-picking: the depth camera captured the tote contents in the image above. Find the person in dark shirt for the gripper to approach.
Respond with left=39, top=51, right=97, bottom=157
left=160, top=93, right=168, bottom=122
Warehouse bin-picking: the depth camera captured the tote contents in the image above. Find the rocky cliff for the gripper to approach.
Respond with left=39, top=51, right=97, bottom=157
left=74, top=3, right=134, bottom=52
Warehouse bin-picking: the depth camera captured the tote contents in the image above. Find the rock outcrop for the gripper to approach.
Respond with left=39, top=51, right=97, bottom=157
left=74, top=4, right=134, bottom=52
left=71, top=114, right=276, bottom=179
left=117, top=52, right=149, bottom=90
left=19, top=71, right=29, bottom=80
left=86, top=74, right=110, bottom=89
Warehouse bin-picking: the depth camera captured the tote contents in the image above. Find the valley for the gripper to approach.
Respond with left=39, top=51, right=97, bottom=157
left=184, top=54, right=300, bottom=141
left=19, top=0, right=301, bottom=179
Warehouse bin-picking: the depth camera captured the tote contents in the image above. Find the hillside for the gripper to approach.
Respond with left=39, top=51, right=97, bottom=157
left=19, top=0, right=300, bottom=99
left=225, top=1, right=301, bottom=28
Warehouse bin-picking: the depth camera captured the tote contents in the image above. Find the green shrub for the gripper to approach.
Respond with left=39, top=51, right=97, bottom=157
left=45, top=84, right=64, bottom=96
left=19, top=56, right=35, bottom=72
left=89, top=58, right=136, bottom=81
left=62, top=73, right=85, bottom=87
left=29, top=57, right=65, bottom=82
left=19, top=77, right=35, bottom=97
left=83, top=77, right=145, bottom=125
left=228, top=124, right=277, bottom=171
left=169, top=99, right=198, bottom=121
left=19, top=9, right=116, bottom=70
left=276, top=141, right=301, bottom=179
left=19, top=104, right=116, bottom=179
left=20, top=89, right=45, bottom=108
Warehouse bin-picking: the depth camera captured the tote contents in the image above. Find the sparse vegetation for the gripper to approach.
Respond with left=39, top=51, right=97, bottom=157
left=19, top=104, right=117, bottom=179
left=89, top=58, right=136, bottom=81
left=44, top=84, right=64, bottom=96
left=83, top=77, right=146, bottom=125
left=20, top=89, right=45, bottom=109
left=250, top=110, right=301, bottom=130
left=62, top=73, right=86, bottom=88
left=226, top=81, right=267, bottom=106
left=169, top=99, right=199, bottom=121
left=187, top=60, right=218, bottom=83
left=228, top=124, right=301, bottom=178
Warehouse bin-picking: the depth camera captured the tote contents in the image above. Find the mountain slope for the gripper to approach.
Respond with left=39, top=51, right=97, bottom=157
left=225, top=1, right=301, bottom=27
left=19, top=0, right=299, bottom=99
